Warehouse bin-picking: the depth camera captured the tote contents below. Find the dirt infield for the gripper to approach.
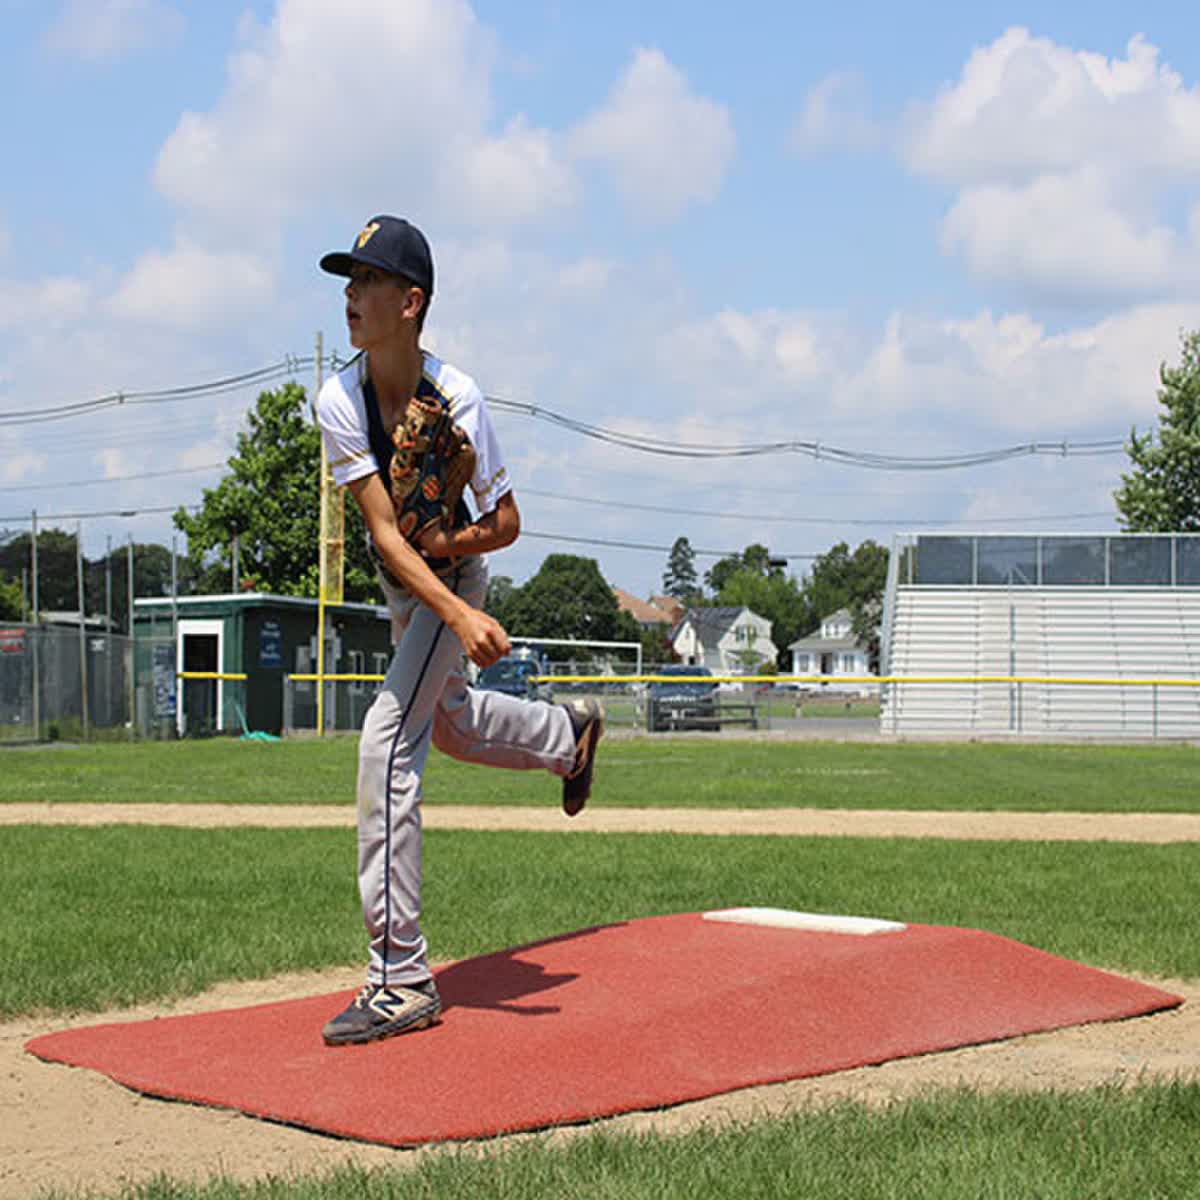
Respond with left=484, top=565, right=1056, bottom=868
left=4, top=804, right=1198, bottom=1198
left=5, top=803, right=1200, bottom=841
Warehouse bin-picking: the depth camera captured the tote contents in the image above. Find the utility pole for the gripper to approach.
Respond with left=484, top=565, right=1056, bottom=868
left=128, top=535, right=136, bottom=736
left=77, top=521, right=89, bottom=740
left=31, top=511, right=39, bottom=739
left=105, top=535, right=113, bottom=729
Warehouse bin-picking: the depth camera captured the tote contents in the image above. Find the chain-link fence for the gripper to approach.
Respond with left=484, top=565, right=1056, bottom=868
left=0, top=623, right=135, bottom=742
left=279, top=658, right=791, bottom=736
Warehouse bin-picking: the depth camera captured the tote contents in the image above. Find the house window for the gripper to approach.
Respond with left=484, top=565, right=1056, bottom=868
left=840, top=653, right=857, bottom=673
left=795, top=653, right=810, bottom=672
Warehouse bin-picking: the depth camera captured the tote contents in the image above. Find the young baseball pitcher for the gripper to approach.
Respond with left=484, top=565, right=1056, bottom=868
left=315, top=215, right=603, bottom=1046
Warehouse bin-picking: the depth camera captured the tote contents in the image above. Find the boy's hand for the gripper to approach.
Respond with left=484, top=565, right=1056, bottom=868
left=453, top=606, right=510, bottom=668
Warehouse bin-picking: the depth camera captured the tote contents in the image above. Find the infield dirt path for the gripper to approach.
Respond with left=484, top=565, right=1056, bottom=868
left=5, top=802, right=1200, bottom=841
left=4, top=803, right=1198, bottom=1199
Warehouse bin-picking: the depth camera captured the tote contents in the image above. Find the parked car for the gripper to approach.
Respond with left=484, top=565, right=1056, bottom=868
left=646, top=664, right=718, bottom=732
left=476, top=655, right=553, bottom=702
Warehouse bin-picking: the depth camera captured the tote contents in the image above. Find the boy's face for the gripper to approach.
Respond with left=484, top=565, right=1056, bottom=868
left=344, top=265, right=423, bottom=349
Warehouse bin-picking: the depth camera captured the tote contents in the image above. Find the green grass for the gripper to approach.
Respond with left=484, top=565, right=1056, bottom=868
left=3, top=825, right=1196, bottom=1017
left=4, top=736, right=1200, bottom=812
left=40, top=1082, right=1200, bottom=1200
left=9, top=735, right=1198, bottom=1200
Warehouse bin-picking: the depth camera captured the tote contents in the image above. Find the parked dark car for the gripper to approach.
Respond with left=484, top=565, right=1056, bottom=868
left=646, top=664, right=718, bottom=732
left=477, top=655, right=553, bottom=702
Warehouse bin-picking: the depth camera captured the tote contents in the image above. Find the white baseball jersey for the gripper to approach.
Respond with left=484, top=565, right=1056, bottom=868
left=317, top=350, right=512, bottom=519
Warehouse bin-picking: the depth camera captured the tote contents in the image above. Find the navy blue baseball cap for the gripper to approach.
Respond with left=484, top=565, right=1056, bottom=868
left=319, top=215, right=434, bottom=295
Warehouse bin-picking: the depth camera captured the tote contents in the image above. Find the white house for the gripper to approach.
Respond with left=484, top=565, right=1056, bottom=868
left=671, top=606, right=777, bottom=675
left=788, top=608, right=875, bottom=692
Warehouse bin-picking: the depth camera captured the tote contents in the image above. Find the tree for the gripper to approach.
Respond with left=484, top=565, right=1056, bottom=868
left=0, top=573, right=22, bottom=620
left=1115, top=329, right=1200, bottom=531
left=801, top=539, right=889, bottom=669
left=484, top=574, right=517, bottom=625
left=705, top=542, right=784, bottom=595
left=174, top=382, right=378, bottom=600
left=0, top=528, right=78, bottom=614
left=503, top=554, right=625, bottom=642
left=662, top=536, right=700, bottom=602
left=715, top=565, right=808, bottom=668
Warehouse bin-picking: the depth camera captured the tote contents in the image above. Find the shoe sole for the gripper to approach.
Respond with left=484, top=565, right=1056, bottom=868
left=563, top=706, right=604, bottom=818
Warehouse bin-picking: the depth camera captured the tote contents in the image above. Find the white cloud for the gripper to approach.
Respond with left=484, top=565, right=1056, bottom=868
left=905, top=29, right=1200, bottom=185
left=0, top=276, right=91, bottom=329
left=44, top=0, right=184, bottom=62
left=1, top=446, right=48, bottom=485
left=106, top=242, right=276, bottom=328
left=454, top=116, right=577, bottom=224
left=849, top=303, right=1195, bottom=433
left=902, top=29, right=1200, bottom=301
left=153, top=0, right=570, bottom=231
left=570, top=48, right=736, bottom=221
left=656, top=308, right=836, bottom=408
left=93, top=447, right=133, bottom=479
left=940, top=169, right=1196, bottom=301
left=790, top=72, right=881, bottom=154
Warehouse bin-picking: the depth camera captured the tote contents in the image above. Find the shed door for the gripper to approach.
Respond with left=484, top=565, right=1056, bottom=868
left=177, top=618, right=225, bottom=735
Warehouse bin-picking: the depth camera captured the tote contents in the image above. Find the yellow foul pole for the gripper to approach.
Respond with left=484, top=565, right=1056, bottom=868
left=314, top=334, right=345, bottom=736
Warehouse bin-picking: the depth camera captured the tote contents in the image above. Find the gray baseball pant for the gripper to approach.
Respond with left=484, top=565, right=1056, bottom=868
left=356, top=554, right=576, bottom=988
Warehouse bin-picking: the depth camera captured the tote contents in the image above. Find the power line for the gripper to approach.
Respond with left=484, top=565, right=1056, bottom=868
left=487, top=396, right=1127, bottom=469
left=520, top=486, right=1112, bottom=527
left=0, top=502, right=812, bottom=559
left=0, top=463, right=226, bottom=494
left=0, top=357, right=317, bottom=427
left=0, top=464, right=1115, bottom=529
left=1, top=353, right=1130, bottom=469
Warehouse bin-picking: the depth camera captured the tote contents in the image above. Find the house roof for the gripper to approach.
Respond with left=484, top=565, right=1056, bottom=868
left=649, top=594, right=685, bottom=623
left=612, top=587, right=674, bottom=626
left=788, top=607, right=866, bottom=651
left=676, top=605, right=765, bottom=649
left=789, top=633, right=863, bottom=652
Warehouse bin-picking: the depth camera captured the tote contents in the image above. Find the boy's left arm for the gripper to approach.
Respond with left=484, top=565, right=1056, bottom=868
left=417, top=492, right=520, bottom=559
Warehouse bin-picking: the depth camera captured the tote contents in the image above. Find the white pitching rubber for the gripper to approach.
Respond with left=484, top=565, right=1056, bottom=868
left=702, top=907, right=907, bottom=935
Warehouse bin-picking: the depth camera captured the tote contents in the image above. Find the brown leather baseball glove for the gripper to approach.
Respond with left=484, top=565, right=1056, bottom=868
left=388, top=396, right=476, bottom=543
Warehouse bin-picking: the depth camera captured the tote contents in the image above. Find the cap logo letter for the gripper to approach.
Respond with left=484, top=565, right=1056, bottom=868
left=357, top=222, right=381, bottom=249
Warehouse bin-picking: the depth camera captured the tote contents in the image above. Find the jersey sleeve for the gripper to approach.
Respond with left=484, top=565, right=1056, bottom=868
left=452, top=384, right=512, bottom=516
left=317, top=375, right=377, bottom=488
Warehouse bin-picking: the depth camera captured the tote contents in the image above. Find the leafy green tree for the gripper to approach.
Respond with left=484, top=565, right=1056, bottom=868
left=484, top=574, right=517, bottom=625
left=0, top=528, right=79, bottom=614
left=0, top=573, right=22, bottom=620
left=716, top=565, right=808, bottom=668
left=503, top=554, right=626, bottom=641
left=801, top=539, right=889, bottom=669
left=662, top=536, right=701, bottom=602
left=1115, top=329, right=1200, bottom=530
left=1, top=532, right=196, bottom=623
left=705, top=543, right=785, bottom=595
left=174, top=383, right=377, bottom=600
left=84, top=543, right=192, bottom=631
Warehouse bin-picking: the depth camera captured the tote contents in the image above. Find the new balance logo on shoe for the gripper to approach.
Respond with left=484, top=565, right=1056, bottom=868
left=322, top=980, right=442, bottom=1046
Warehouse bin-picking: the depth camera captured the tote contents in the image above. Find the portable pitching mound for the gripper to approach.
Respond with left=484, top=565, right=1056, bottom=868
left=26, top=910, right=1181, bottom=1146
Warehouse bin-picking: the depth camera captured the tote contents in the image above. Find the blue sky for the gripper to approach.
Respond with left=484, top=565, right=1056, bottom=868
left=2, top=0, right=1198, bottom=600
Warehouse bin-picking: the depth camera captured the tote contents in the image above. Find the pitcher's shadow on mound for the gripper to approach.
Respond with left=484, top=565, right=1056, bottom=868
left=435, top=921, right=624, bottom=1016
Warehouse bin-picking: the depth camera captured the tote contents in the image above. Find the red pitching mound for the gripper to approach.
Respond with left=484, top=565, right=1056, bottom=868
left=25, top=910, right=1181, bottom=1146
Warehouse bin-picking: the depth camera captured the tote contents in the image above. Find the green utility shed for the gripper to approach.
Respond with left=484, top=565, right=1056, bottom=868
left=133, top=592, right=393, bottom=736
